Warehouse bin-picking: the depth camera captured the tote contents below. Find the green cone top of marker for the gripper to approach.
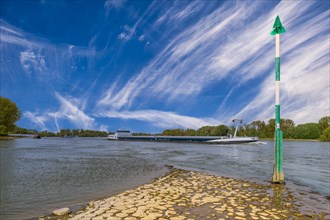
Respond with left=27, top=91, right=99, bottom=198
left=271, top=15, right=286, bottom=36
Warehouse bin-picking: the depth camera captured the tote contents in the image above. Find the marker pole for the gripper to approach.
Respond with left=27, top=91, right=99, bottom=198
left=271, top=16, right=285, bottom=183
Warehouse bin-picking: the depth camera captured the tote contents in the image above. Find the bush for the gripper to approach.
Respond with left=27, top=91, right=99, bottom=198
left=0, top=125, right=8, bottom=136
left=292, top=123, right=321, bottom=139
left=319, top=127, right=330, bottom=142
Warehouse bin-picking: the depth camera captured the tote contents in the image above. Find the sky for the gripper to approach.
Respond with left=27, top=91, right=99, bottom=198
left=0, top=0, right=329, bottom=133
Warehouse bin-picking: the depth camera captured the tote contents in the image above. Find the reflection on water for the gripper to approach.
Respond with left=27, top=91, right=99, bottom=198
left=269, top=185, right=287, bottom=208
left=0, top=138, right=329, bottom=219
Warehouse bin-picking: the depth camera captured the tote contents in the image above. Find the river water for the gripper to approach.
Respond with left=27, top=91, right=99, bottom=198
left=0, top=138, right=329, bottom=219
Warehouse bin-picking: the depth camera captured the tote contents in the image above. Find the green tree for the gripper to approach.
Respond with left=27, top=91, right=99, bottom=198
left=249, top=120, right=266, bottom=137
left=262, top=118, right=295, bottom=138
left=0, top=96, right=21, bottom=132
left=318, top=116, right=329, bottom=132
left=281, top=119, right=295, bottom=138
left=265, top=119, right=276, bottom=138
left=58, top=129, right=68, bottom=137
left=72, top=129, right=79, bottom=137
left=12, top=127, right=37, bottom=134
left=210, top=125, right=229, bottom=136
left=197, top=126, right=214, bottom=136
left=319, top=127, right=330, bottom=142
left=292, top=123, right=320, bottom=139
left=0, top=125, right=8, bottom=136
left=184, top=129, right=197, bottom=136
left=39, top=130, right=56, bottom=137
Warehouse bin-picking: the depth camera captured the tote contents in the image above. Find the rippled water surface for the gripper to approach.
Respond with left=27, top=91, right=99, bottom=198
left=0, top=138, right=329, bottom=219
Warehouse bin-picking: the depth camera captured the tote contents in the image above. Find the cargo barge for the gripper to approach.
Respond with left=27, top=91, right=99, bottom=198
left=108, top=130, right=230, bottom=143
left=107, top=119, right=259, bottom=144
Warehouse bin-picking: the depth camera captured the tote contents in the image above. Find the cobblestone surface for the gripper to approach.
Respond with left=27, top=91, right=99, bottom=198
left=42, top=169, right=329, bottom=220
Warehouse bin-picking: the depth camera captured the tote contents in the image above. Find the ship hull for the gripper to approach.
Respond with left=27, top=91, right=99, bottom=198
left=107, top=135, right=258, bottom=144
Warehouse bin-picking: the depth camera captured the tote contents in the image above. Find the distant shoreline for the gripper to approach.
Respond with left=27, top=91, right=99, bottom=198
left=0, top=136, right=321, bottom=142
left=0, top=136, right=15, bottom=140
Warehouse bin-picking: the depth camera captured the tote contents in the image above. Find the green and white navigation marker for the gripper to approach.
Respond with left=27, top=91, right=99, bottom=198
left=271, top=15, right=286, bottom=184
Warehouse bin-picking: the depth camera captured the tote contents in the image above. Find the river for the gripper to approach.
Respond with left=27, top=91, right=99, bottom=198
left=0, top=138, right=329, bottom=219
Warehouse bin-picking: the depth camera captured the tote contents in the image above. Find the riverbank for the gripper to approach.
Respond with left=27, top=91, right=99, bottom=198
left=40, top=169, right=329, bottom=220
left=0, top=136, right=15, bottom=140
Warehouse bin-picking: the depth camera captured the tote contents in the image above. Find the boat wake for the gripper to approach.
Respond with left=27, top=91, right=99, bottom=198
left=250, top=141, right=268, bottom=145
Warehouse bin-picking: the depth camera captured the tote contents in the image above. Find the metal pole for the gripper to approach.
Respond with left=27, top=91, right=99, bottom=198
left=271, top=16, right=285, bottom=183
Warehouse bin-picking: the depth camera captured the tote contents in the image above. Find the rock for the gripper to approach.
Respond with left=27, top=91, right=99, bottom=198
left=165, top=210, right=177, bottom=216
left=170, top=216, right=186, bottom=220
left=52, top=207, right=70, bottom=216
left=132, top=208, right=147, bottom=218
left=116, top=212, right=129, bottom=218
left=202, top=196, right=219, bottom=203
left=236, top=212, right=246, bottom=217
left=145, top=212, right=163, bottom=219
left=125, top=217, right=137, bottom=220
left=125, top=207, right=137, bottom=214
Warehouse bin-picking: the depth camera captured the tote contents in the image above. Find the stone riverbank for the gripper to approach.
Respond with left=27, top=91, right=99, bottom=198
left=42, top=169, right=329, bottom=220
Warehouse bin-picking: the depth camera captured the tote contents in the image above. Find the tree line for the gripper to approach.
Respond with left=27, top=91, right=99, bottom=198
left=3, top=124, right=108, bottom=138
left=160, top=117, right=330, bottom=141
left=0, top=96, right=329, bottom=141
left=0, top=96, right=108, bottom=137
left=8, top=127, right=109, bottom=137
left=38, top=129, right=108, bottom=137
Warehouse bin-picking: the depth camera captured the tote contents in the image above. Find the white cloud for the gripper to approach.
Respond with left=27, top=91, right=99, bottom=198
left=117, top=25, right=135, bottom=42
left=97, top=110, right=222, bottom=129
left=174, top=1, right=200, bottom=20
left=233, top=41, right=329, bottom=124
left=1, top=20, right=97, bottom=83
left=53, top=93, right=95, bottom=129
left=104, top=0, right=126, bottom=16
left=232, top=3, right=330, bottom=125
left=19, top=50, right=46, bottom=75
left=115, top=2, right=158, bottom=43
left=98, top=0, right=329, bottom=125
left=23, top=93, right=108, bottom=131
left=117, top=32, right=128, bottom=40
left=155, top=1, right=203, bottom=26
left=0, top=22, right=23, bottom=37
left=138, top=34, right=145, bottom=41
left=104, top=0, right=126, bottom=9
left=23, top=111, right=48, bottom=130
left=3, top=1, right=329, bottom=132
left=97, top=1, right=261, bottom=109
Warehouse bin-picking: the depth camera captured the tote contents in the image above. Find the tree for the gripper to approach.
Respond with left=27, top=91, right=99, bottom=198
left=249, top=120, right=266, bottom=137
left=265, top=119, right=276, bottom=138
left=184, top=129, right=197, bottom=136
left=162, top=129, right=185, bottom=136
left=0, top=96, right=21, bottom=132
left=292, top=123, right=320, bottom=139
left=72, top=129, right=79, bottom=136
left=281, top=119, right=295, bottom=138
left=197, top=126, right=213, bottom=136
left=261, top=118, right=295, bottom=138
left=318, top=116, right=329, bottom=132
left=319, top=127, right=330, bottom=142
left=39, top=130, right=56, bottom=137
left=210, top=125, right=229, bottom=136
left=0, top=125, right=8, bottom=136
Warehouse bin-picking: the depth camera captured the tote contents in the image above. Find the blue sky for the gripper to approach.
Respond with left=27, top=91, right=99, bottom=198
left=1, top=0, right=329, bottom=133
